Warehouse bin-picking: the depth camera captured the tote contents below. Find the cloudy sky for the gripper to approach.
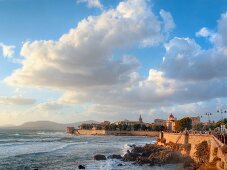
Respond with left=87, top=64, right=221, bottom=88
left=1, top=0, right=227, bottom=125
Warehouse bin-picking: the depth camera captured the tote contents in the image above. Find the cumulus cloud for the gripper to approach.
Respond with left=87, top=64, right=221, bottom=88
left=0, top=96, right=36, bottom=105
left=162, top=12, right=227, bottom=81
left=6, top=0, right=164, bottom=90
left=77, top=0, right=103, bottom=9
left=57, top=9, right=227, bottom=115
left=217, top=12, right=227, bottom=48
left=5, top=0, right=227, bottom=122
left=196, top=27, right=212, bottom=37
left=0, top=43, right=15, bottom=58
left=160, top=9, right=175, bottom=33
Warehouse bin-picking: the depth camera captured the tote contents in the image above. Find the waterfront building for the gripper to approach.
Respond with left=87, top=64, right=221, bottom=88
left=165, top=113, right=177, bottom=131
left=114, top=115, right=144, bottom=126
left=189, top=116, right=201, bottom=126
left=66, top=127, right=75, bottom=134
left=154, top=119, right=166, bottom=126
left=139, top=114, right=143, bottom=123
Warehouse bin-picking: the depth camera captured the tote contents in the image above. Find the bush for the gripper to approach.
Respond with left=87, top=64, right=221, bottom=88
left=194, top=141, right=210, bottom=165
left=175, top=117, right=192, bottom=131
left=221, top=144, right=227, bottom=153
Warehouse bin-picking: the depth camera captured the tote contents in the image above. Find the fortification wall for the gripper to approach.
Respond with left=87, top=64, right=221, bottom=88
left=76, top=130, right=159, bottom=137
left=162, top=132, right=227, bottom=170
left=130, top=131, right=159, bottom=137
left=77, top=130, right=106, bottom=135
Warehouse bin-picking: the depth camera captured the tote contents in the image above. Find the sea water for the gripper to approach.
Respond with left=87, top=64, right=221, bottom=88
left=0, top=129, right=182, bottom=170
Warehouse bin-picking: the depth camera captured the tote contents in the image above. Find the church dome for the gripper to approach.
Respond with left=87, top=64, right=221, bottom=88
left=168, top=113, right=175, bottom=121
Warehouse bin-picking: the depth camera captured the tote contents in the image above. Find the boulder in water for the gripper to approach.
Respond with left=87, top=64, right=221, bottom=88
left=94, top=154, right=106, bottom=160
left=107, top=154, right=122, bottom=159
left=78, top=165, right=85, bottom=169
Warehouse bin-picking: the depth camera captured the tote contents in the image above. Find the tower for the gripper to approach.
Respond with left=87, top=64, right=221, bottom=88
left=139, top=114, right=143, bottom=123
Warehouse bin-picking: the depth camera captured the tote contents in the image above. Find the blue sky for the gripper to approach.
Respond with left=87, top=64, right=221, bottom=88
left=1, top=0, right=227, bottom=125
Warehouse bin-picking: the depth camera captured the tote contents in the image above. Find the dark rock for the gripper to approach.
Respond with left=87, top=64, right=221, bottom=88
left=94, top=154, right=106, bottom=160
left=141, top=151, right=152, bottom=157
left=78, top=165, right=85, bottom=169
left=122, top=143, right=195, bottom=168
left=135, top=157, right=150, bottom=164
left=123, top=152, right=141, bottom=161
left=107, top=154, right=122, bottom=159
left=182, top=156, right=196, bottom=169
left=131, top=146, right=144, bottom=153
left=118, top=163, right=123, bottom=166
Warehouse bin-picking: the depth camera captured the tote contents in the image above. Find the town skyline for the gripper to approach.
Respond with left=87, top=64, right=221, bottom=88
left=1, top=0, right=227, bottom=125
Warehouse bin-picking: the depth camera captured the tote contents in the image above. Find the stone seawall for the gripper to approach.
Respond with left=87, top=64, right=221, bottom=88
left=76, top=130, right=159, bottom=137
left=77, top=130, right=106, bottom=135
left=160, top=132, right=227, bottom=170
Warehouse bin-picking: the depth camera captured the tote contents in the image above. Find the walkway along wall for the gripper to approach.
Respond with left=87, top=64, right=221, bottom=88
left=159, top=132, right=227, bottom=170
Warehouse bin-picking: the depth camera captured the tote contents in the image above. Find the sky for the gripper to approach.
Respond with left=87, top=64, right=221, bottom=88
left=1, top=0, right=227, bottom=125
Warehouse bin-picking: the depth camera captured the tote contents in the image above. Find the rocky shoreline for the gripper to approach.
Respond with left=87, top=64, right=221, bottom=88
left=78, top=143, right=197, bottom=169
left=122, top=144, right=196, bottom=169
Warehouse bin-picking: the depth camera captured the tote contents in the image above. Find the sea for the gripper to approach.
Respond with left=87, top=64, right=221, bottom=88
left=0, top=129, right=183, bottom=170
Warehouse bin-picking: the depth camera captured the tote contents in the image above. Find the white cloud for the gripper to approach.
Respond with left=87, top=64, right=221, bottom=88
left=160, top=9, right=175, bottom=33
left=217, top=12, right=227, bottom=47
left=57, top=11, right=227, bottom=119
left=196, top=27, right=212, bottom=37
left=0, top=43, right=15, bottom=58
left=162, top=12, right=227, bottom=81
left=31, top=101, right=64, bottom=111
left=6, top=0, right=164, bottom=90
left=77, top=0, right=103, bottom=9
left=0, top=96, right=35, bottom=105
left=6, top=0, right=227, bottom=123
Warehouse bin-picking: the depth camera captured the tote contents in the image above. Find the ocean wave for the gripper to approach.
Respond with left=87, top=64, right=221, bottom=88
left=0, top=142, right=26, bottom=147
left=0, top=141, right=90, bottom=159
left=36, top=131, right=68, bottom=137
left=122, top=141, right=156, bottom=155
left=13, top=133, right=20, bottom=136
left=0, top=135, right=77, bottom=144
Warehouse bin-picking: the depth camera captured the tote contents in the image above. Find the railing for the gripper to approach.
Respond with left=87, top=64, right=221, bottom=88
left=164, top=130, right=211, bottom=135
left=213, top=132, right=227, bottom=144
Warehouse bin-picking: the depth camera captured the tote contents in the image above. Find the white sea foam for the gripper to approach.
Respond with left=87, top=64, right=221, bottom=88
left=0, top=140, right=89, bottom=159
left=0, top=130, right=161, bottom=169
left=13, top=133, right=20, bottom=136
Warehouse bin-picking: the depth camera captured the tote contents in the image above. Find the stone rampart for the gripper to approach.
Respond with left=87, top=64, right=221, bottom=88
left=161, top=132, right=227, bottom=170
left=76, top=130, right=159, bottom=137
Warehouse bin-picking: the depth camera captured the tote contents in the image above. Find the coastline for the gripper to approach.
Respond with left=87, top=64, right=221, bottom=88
left=86, top=131, right=227, bottom=170
left=68, top=129, right=160, bottom=137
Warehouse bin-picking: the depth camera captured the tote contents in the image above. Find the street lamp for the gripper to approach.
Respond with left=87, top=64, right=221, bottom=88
left=205, top=112, right=212, bottom=124
left=217, top=109, right=227, bottom=121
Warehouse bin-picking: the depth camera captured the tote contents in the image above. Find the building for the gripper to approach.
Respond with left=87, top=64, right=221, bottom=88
left=114, top=115, right=144, bottom=126
left=189, top=116, right=201, bottom=126
left=100, top=121, right=111, bottom=126
left=139, top=114, right=143, bottom=123
left=66, top=127, right=75, bottom=134
left=165, top=113, right=177, bottom=131
left=154, top=119, right=166, bottom=126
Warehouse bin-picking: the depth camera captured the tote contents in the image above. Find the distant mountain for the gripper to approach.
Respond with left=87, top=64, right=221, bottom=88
left=1, top=120, right=98, bottom=131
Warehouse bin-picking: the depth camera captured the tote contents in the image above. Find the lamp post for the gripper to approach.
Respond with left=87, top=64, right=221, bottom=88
left=205, top=112, right=212, bottom=124
left=217, top=109, right=227, bottom=121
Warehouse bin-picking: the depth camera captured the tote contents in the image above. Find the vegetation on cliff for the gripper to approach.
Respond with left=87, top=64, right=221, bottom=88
left=194, top=141, right=210, bottom=166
